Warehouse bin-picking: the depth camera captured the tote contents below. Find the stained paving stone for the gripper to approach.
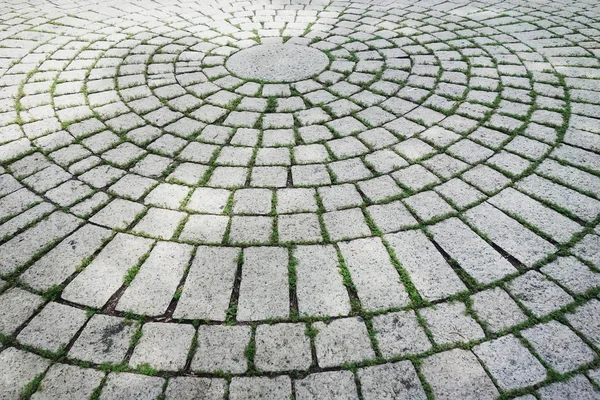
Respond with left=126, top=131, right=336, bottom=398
left=522, top=320, right=596, bottom=374
left=17, top=302, right=88, bottom=352
left=421, top=349, right=499, bottom=400
left=313, top=317, right=375, bottom=368
left=2, top=0, right=600, bottom=396
left=20, top=224, right=111, bottom=291
left=358, top=361, right=427, bottom=400
left=68, top=314, right=135, bottom=364
left=31, top=363, right=104, bottom=400
left=130, top=322, right=195, bottom=371
left=474, top=334, right=547, bottom=390
left=372, top=310, right=432, bottom=358
left=164, top=377, right=227, bottom=400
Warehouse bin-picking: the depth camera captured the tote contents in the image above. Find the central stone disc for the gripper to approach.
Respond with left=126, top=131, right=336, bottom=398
left=225, top=44, right=329, bottom=83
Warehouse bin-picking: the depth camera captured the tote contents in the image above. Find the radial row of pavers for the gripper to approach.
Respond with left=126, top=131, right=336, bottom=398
left=1, top=0, right=600, bottom=399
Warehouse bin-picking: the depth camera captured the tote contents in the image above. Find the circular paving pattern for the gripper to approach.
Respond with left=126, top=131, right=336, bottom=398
left=0, top=0, right=600, bottom=398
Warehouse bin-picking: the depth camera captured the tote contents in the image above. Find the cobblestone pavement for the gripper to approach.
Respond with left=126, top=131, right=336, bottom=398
left=0, top=0, right=600, bottom=398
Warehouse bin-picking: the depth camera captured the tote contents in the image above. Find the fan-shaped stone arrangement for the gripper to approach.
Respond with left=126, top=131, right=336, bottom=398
left=0, top=0, right=599, bottom=398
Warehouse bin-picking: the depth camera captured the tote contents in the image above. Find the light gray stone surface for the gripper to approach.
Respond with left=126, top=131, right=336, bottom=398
left=0, top=348, right=50, bottom=400
left=17, top=302, right=88, bottom=352
left=358, top=361, right=428, bottom=400
left=338, top=237, right=409, bottom=311
left=226, top=45, right=329, bottom=83
left=421, top=349, right=499, bottom=400
left=192, top=325, right=251, bottom=373
left=474, top=334, right=547, bottom=390
left=313, top=317, right=375, bottom=368
left=254, top=323, right=312, bottom=372
left=32, top=364, right=104, bottom=400
left=295, top=371, right=358, bottom=400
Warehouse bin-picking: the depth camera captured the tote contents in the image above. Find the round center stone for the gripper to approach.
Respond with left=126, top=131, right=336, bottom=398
left=225, top=44, right=329, bottom=83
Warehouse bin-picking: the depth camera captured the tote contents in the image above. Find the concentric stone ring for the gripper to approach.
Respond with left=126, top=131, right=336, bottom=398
left=0, top=0, right=599, bottom=398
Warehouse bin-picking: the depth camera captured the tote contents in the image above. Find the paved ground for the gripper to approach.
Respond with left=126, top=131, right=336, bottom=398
left=0, top=0, right=599, bottom=398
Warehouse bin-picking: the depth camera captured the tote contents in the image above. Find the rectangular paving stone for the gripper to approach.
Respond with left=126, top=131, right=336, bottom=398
left=62, top=233, right=154, bottom=308
left=68, top=314, right=136, bottom=364
left=254, top=322, right=312, bottom=372
left=0, top=211, right=82, bottom=275
left=508, top=270, right=573, bottom=317
left=421, top=301, right=485, bottom=345
left=522, top=320, right=596, bottom=374
left=471, top=287, right=528, bottom=333
left=536, top=159, right=600, bottom=198
left=566, top=299, right=600, bottom=348
left=117, top=241, right=193, bottom=316
left=99, top=372, right=164, bottom=400
left=89, top=198, right=146, bottom=230
left=517, top=174, right=600, bottom=222
left=372, top=310, right=432, bottom=358
left=421, top=349, right=499, bottom=400
left=230, top=376, right=292, bottom=400
left=130, top=322, right=195, bottom=371
left=359, top=361, right=427, bottom=400
left=295, top=371, right=358, bottom=400
left=313, top=317, right=375, bottom=368
left=473, top=334, right=547, bottom=391
left=465, top=202, right=556, bottom=268
left=0, top=348, right=50, bottom=400
left=192, top=325, right=251, bottom=374
left=165, top=377, right=227, bottom=400
left=538, top=375, right=599, bottom=400
left=294, top=245, right=351, bottom=317
left=20, top=224, right=111, bottom=291
left=489, top=187, right=582, bottom=243
left=174, top=246, right=239, bottom=321
left=0, top=287, right=44, bottom=335
left=0, top=202, right=54, bottom=240
left=17, top=302, right=88, bottom=352
left=385, top=230, right=467, bottom=301
left=0, top=187, right=40, bottom=220
left=338, top=237, right=409, bottom=310
left=237, top=247, right=289, bottom=321
left=32, top=363, right=104, bottom=400
left=429, top=217, right=517, bottom=284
